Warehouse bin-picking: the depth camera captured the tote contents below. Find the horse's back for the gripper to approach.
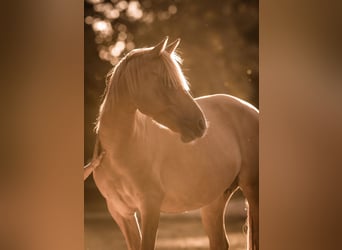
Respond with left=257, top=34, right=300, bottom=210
left=196, top=93, right=258, bottom=132
left=196, top=94, right=258, bottom=116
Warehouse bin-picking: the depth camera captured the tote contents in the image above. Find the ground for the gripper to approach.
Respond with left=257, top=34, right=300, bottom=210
left=85, top=185, right=247, bottom=250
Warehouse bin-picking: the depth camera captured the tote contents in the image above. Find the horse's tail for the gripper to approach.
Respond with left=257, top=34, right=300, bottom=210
left=83, top=135, right=104, bottom=181
left=91, top=135, right=102, bottom=161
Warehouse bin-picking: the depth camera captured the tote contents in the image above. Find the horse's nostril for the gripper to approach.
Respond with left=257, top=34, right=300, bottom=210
left=198, top=118, right=205, bottom=131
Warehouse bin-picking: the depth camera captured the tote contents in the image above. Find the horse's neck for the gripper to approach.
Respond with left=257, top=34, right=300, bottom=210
left=99, top=97, right=137, bottom=145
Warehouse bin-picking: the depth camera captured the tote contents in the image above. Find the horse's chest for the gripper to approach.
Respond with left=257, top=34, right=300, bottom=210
left=107, top=182, right=138, bottom=213
left=93, top=163, right=142, bottom=213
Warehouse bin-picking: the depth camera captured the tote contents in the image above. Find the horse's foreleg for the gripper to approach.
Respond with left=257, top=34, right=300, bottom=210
left=200, top=188, right=235, bottom=250
left=107, top=201, right=141, bottom=250
left=139, top=198, right=161, bottom=250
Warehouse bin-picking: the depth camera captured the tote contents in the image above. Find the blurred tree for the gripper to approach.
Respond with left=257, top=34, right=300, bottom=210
left=85, top=0, right=258, bottom=164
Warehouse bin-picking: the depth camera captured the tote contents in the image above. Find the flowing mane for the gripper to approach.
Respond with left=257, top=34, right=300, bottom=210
left=95, top=48, right=190, bottom=132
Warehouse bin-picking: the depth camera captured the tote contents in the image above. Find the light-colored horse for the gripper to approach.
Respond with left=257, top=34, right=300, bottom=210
left=93, top=37, right=259, bottom=250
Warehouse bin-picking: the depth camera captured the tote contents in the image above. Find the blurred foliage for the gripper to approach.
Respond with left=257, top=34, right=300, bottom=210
left=85, top=0, right=258, bottom=161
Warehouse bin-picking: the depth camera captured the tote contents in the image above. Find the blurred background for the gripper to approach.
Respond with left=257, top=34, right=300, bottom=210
left=85, top=0, right=258, bottom=249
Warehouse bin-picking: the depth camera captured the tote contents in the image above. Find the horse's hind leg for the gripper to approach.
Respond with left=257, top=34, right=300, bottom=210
left=107, top=201, right=141, bottom=250
left=240, top=181, right=259, bottom=250
left=200, top=186, right=237, bottom=250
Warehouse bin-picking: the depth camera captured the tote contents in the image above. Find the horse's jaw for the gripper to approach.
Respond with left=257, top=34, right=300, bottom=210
left=180, top=133, right=197, bottom=143
left=150, top=115, right=206, bottom=143
left=179, top=123, right=208, bottom=143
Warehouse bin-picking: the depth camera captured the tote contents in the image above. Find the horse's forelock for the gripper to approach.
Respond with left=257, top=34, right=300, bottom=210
left=160, top=51, right=190, bottom=92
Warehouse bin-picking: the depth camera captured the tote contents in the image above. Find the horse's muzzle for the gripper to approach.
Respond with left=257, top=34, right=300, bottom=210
left=180, top=117, right=207, bottom=143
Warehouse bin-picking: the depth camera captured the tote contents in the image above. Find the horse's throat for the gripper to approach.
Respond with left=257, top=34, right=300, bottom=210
left=98, top=107, right=139, bottom=150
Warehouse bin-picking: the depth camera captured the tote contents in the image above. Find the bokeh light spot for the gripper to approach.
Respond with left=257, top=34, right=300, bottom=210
left=94, top=3, right=113, bottom=13
left=86, top=0, right=104, bottom=4
left=118, top=31, right=127, bottom=41
left=142, top=11, right=154, bottom=23
left=105, top=9, right=120, bottom=19
left=126, top=33, right=134, bottom=41
left=116, top=1, right=128, bottom=11
left=110, top=57, right=119, bottom=65
left=92, top=19, right=113, bottom=37
left=99, top=48, right=110, bottom=61
left=168, top=5, right=177, bottom=15
left=157, top=11, right=170, bottom=20
left=127, top=1, right=143, bottom=20
left=126, top=41, right=135, bottom=51
left=117, top=23, right=127, bottom=32
left=93, top=20, right=109, bottom=32
left=85, top=16, right=94, bottom=25
left=110, top=41, right=126, bottom=57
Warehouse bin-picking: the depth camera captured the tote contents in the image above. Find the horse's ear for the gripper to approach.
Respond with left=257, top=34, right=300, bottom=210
left=151, top=36, right=168, bottom=55
left=165, top=38, right=180, bottom=54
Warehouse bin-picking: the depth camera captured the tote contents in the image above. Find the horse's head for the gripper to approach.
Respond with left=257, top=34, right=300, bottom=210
left=122, top=37, right=207, bottom=143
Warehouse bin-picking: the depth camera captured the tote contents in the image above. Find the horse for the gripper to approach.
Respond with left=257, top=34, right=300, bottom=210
left=92, top=37, right=259, bottom=250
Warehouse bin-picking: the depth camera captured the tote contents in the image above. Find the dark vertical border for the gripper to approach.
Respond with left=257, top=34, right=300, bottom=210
left=261, top=1, right=342, bottom=249
left=1, top=1, right=84, bottom=250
